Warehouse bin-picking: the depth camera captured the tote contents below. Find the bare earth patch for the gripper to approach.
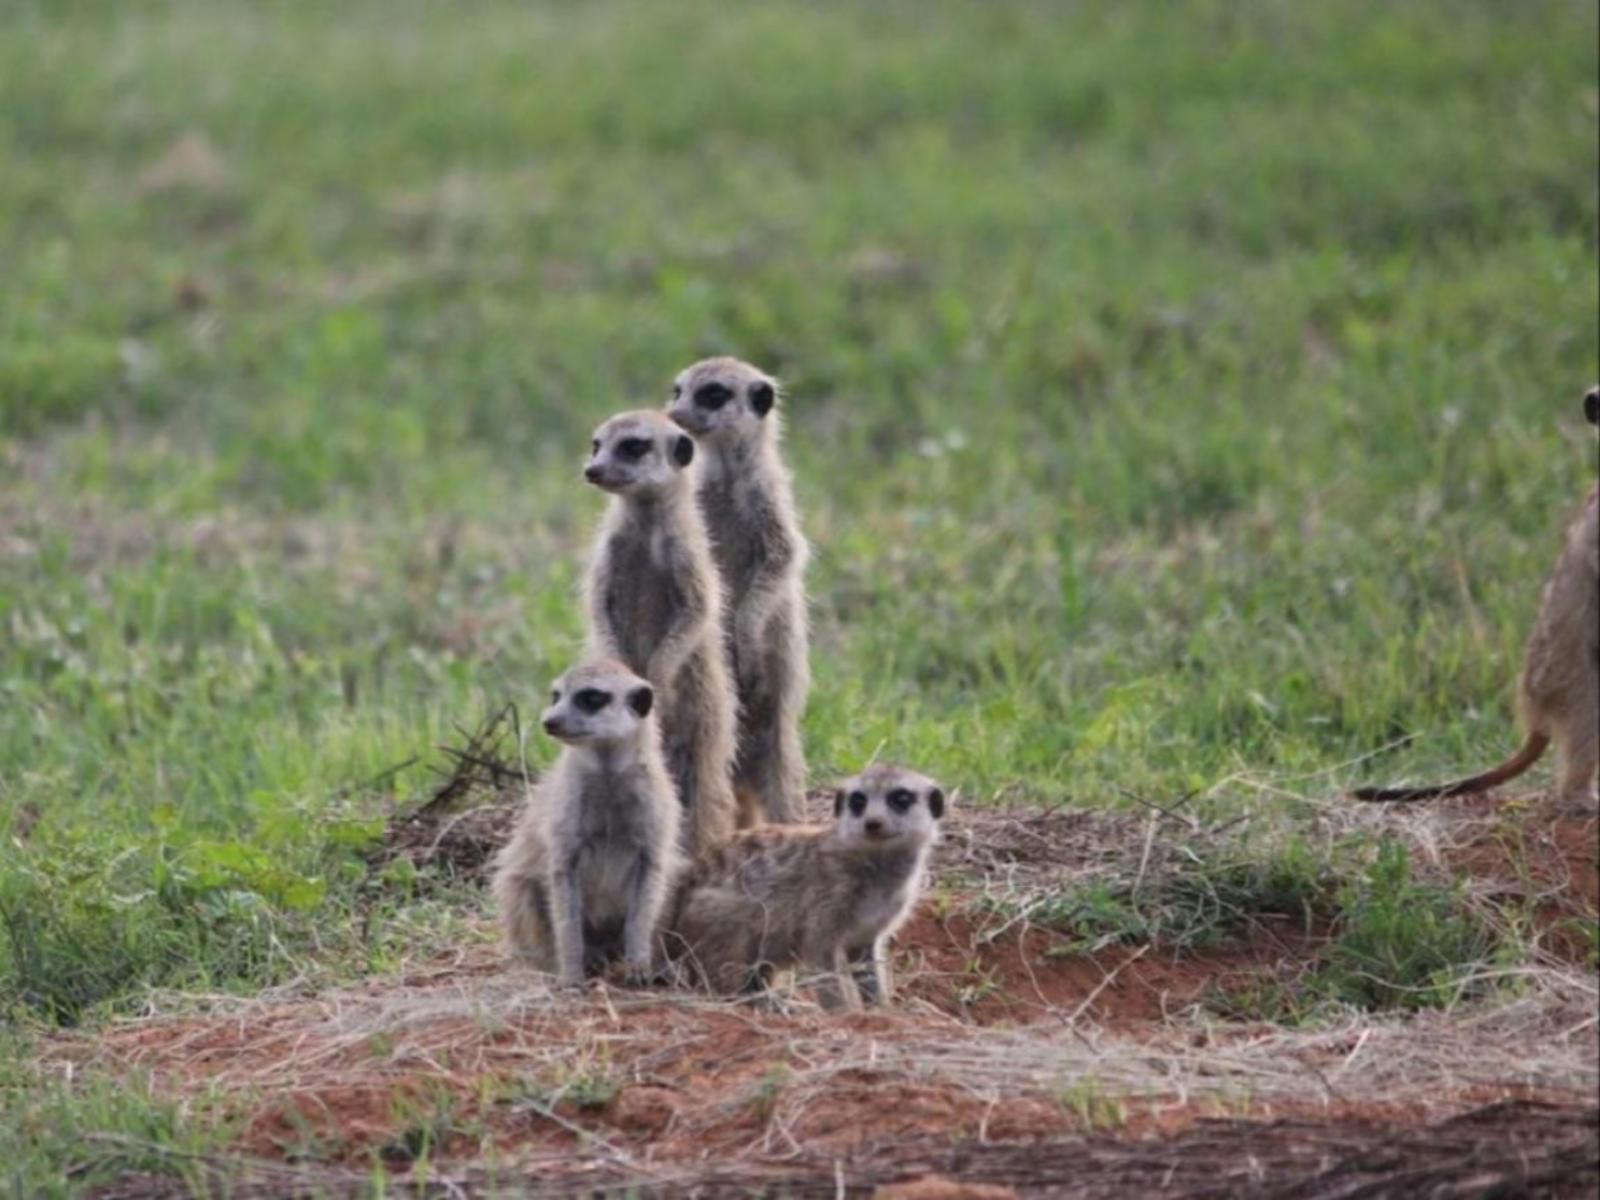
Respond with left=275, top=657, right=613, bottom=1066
left=42, top=796, right=1600, bottom=1197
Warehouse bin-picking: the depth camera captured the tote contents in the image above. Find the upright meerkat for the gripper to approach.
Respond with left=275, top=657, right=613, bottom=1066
left=491, top=658, right=684, bottom=984
left=667, top=357, right=809, bottom=826
left=582, top=409, right=738, bottom=855
left=665, top=763, right=946, bottom=1009
left=1354, top=386, right=1599, bottom=809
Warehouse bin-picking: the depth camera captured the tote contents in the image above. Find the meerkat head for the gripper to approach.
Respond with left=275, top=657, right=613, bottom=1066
left=832, top=763, right=946, bottom=850
left=667, top=356, right=780, bottom=442
left=584, top=410, right=696, bottom=497
left=1584, top=385, right=1598, bottom=426
left=540, top=658, right=655, bottom=746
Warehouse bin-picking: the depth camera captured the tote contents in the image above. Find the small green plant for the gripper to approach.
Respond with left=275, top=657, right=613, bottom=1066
left=380, top=1082, right=462, bottom=1166
left=1319, top=837, right=1497, bottom=1012
left=1056, top=1076, right=1128, bottom=1131
left=559, top=1062, right=623, bottom=1112
left=751, top=1063, right=793, bottom=1124
left=999, top=837, right=1335, bottom=956
left=955, top=959, right=1003, bottom=1007
left=1208, top=837, right=1502, bottom=1021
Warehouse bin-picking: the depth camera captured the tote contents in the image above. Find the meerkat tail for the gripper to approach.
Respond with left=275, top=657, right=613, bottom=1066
left=1351, top=732, right=1551, bottom=801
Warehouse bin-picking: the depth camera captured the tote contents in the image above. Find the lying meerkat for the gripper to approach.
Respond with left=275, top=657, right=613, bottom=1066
left=665, top=763, right=946, bottom=1009
left=1354, top=386, right=1598, bottom=809
left=667, top=357, right=810, bottom=826
left=582, top=409, right=739, bottom=855
left=491, top=658, right=684, bottom=984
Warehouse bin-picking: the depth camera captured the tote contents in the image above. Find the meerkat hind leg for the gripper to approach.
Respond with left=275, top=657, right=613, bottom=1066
left=1555, top=700, right=1599, bottom=812
left=501, top=876, right=556, bottom=972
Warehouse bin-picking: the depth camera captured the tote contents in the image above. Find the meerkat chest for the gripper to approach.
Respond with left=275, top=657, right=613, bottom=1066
left=700, top=477, right=770, bottom=597
left=846, top=880, right=913, bottom=939
left=572, top=781, right=653, bottom=914
left=603, top=535, right=686, bottom=665
left=835, top=851, right=925, bottom=942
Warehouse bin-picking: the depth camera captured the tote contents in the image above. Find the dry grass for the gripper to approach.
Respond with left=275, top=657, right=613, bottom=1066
left=34, top=791, right=1597, bottom=1196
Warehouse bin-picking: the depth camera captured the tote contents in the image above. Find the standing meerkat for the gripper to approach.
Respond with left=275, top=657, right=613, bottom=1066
left=665, top=763, right=946, bottom=1010
left=582, top=409, right=738, bottom=856
left=667, top=357, right=810, bottom=827
left=491, top=658, right=684, bottom=984
left=1354, top=386, right=1599, bottom=810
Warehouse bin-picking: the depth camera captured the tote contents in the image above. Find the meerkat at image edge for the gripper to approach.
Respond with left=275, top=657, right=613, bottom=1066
left=582, top=409, right=739, bottom=855
left=665, top=763, right=946, bottom=1010
left=1354, top=386, right=1599, bottom=810
left=491, top=659, right=684, bottom=984
left=668, top=357, right=810, bottom=826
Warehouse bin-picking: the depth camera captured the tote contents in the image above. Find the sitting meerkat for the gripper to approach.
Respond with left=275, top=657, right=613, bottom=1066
left=667, top=357, right=810, bottom=827
left=1354, top=386, right=1599, bottom=810
left=665, top=763, right=946, bottom=1010
left=582, top=409, right=739, bottom=856
left=491, top=658, right=684, bottom=984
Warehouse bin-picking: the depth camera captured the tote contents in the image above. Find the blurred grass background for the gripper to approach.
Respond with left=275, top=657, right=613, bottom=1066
left=0, top=0, right=1596, bottom=1022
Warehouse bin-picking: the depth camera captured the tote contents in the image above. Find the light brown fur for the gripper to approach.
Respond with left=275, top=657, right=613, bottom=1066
left=581, top=409, right=739, bottom=856
left=491, top=659, right=684, bottom=984
left=668, top=357, right=810, bottom=826
left=1354, top=387, right=1599, bottom=809
left=665, top=763, right=945, bottom=1009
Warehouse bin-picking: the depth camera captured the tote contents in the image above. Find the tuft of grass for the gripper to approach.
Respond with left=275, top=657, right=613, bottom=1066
left=0, top=1043, right=234, bottom=1199
left=1019, top=837, right=1334, bottom=953
left=1056, top=1076, right=1130, bottom=1132
left=1318, top=836, right=1501, bottom=1013
left=1207, top=836, right=1504, bottom=1021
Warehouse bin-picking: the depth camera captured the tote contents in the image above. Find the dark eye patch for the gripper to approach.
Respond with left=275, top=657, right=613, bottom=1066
left=574, top=688, right=611, bottom=714
left=617, top=437, right=653, bottom=461
left=847, top=790, right=868, bottom=817
left=694, top=382, right=733, bottom=410
left=886, top=789, right=915, bottom=813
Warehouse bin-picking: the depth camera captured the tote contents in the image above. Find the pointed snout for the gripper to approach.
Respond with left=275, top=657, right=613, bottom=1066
left=666, top=406, right=710, bottom=436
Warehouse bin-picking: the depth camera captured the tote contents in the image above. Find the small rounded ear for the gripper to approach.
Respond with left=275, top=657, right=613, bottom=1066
left=672, top=434, right=695, bottom=467
left=749, top=380, right=775, bottom=417
left=833, top=789, right=847, bottom=818
left=1585, top=387, right=1599, bottom=426
left=628, top=685, right=654, bottom=718
left=927, top=788, right=945, bottom=820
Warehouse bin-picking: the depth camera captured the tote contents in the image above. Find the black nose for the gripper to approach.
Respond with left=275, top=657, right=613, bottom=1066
left=542, top=717, right=561, bottom=735
left=583, top=465, right=602, bottom=483
left=864, top=819, right=884, bottom=836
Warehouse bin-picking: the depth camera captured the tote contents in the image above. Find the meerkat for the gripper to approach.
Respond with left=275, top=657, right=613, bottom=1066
left=1354, top=386, right=1599, bottom=809
left=665, top=763, right=946, bottom=1010
left=582, top=409, right=739, bottom=856
left=491, top=658, right=684, bottom=984
left=667, top=357, right=810, bottom=827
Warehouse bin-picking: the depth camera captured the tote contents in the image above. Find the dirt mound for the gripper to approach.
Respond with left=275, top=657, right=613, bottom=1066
left=896, top=908, right=1324, bottom=1026
left=1443, top=809, right=1598, bottom=961
left=1350, top=791, right=1599, bottom=963
left=51, top=900, right=1595, bottom=1173
left=46, top=795, right=1598, bottom=1196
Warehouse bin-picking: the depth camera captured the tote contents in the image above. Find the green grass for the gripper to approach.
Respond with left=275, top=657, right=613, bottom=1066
left=0, top=0, right=1596, bottom=1186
